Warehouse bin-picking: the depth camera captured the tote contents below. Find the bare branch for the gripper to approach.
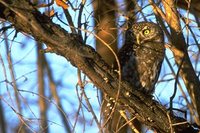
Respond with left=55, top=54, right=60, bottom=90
left=0, top=0, right=199, bottom=132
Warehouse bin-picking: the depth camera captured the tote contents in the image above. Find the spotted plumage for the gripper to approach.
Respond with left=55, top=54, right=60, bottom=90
left=118, top=21, right=165, bottom=94
left=103, top=22, right=165, bottom=132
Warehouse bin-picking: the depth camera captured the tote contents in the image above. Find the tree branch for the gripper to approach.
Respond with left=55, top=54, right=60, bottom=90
left=0, top=0, right=199, bottom=132
left=161, top=0, right=200, bottom=124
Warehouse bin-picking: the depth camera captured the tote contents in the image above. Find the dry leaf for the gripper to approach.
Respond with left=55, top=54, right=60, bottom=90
left=55, top=0, right=69, bottom=9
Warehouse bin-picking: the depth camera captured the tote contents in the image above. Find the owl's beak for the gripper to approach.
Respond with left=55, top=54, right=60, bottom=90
left=136, top=34, right=141, bottom=45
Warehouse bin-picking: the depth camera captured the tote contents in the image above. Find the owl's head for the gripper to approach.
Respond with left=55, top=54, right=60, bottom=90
left=126, top=22, right=164, bottom=45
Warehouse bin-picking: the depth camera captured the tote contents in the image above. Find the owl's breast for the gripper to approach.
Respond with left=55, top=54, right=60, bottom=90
left=120, top=42, right=164, bottom=94
left=135, top=43, right=164, bottom=93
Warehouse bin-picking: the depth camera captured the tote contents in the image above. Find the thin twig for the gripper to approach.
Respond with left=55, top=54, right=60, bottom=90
left=167, top=111, right=174, bottom=133
left=77, top=70, right=103, bottom=132
left=117, top=110, right=139, bottom=133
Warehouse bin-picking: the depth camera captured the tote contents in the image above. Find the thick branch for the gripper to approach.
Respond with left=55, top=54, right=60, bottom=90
left=0, top=0, right=198, bottom=132
left=161, top=0, right=200, bottom=124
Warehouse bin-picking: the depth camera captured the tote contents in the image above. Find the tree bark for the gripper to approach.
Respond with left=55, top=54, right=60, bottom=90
left=150, top=0, right=200, bottom=125
left=93, top=0, right=118, bottom=65
left=0, top=0, right=199, bottom=132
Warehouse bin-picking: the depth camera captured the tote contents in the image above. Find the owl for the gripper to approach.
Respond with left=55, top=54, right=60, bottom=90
left=103, top=22, right=165, bottom=132
left=118, top=21, right=165, bottom=94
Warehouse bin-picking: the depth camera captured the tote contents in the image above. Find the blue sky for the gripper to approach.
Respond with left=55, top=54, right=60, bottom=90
left=1, top=0, right=199, bottom=133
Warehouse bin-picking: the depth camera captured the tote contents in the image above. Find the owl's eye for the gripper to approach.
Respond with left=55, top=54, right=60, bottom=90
left=143, top=29, right=150, bottom=35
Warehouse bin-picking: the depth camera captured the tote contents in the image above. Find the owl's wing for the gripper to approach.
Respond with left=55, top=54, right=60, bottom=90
left=113, top=42, right=133, bottom=69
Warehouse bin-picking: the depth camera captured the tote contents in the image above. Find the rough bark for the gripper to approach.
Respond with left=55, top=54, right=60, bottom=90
left=0, top=0, right=199, bottom=132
